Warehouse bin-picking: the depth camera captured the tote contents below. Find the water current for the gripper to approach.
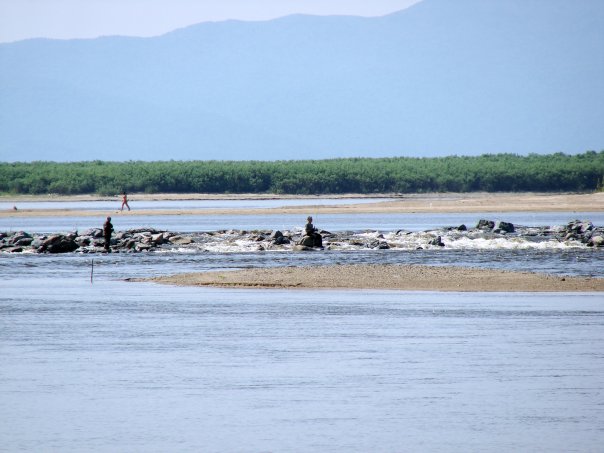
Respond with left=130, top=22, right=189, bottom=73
left=1, top=205, right=603, bottom=451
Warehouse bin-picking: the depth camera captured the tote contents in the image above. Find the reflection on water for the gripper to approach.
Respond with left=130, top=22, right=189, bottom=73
left=1, top=279, right=603, bottom=452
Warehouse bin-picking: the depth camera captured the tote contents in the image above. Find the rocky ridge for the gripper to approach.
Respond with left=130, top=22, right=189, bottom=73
left=1, top=219, right=602, bottom=254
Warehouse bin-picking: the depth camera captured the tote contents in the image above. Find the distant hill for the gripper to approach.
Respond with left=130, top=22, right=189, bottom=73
left=1, top=0, right=603, bottom=162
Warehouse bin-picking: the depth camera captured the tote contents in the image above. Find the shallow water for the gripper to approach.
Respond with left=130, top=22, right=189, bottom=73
left=1, top=208, right=604, bottom=451
left=2, top=210, right=603, bottom=234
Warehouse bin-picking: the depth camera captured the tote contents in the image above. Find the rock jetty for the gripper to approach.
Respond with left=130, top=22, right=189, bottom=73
left=0, top=219, right=602, bottom=254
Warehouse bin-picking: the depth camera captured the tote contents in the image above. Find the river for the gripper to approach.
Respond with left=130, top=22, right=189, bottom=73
left=1, top=205, right=603, bottom=451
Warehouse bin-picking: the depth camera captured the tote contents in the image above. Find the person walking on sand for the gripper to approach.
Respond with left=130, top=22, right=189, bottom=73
left=103, top=216, right=114, bottom=252
left=121, top=192, right=130, bottom=211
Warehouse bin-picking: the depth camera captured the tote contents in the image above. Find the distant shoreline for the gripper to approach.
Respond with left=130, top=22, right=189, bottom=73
left=141, top=264, right=604, bottom=293
left=1, top=192, right=603, bottom=218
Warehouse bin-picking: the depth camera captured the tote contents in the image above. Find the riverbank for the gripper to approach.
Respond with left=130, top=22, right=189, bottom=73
left=144, top=264, right=604, bottom=292
left=1, top=192, right=603, bottom=218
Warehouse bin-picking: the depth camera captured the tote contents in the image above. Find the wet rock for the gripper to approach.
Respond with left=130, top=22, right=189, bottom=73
left=428, top=236, right=445, bottom=247
left=171, top=235, right=194, bottom=245
left=587, top=236, right=604, bottom=247
left=272, top=235, right=290, bottom=245
left=368, top=240, right=390, bottom=249
left=81, top=228, right=103, bottom=238
left=151, top=233, right=164, bottom=245
left=494, top=221, right=515, bottom=233
left=476, top=219, right=495, bottom=230
left=457, top=224, right=467, bottom=231
left=39, top=234, right=79, bottom=253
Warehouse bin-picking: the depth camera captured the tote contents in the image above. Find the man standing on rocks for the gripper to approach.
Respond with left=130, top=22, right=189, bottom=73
left=103, top=216, right=114, bottom=252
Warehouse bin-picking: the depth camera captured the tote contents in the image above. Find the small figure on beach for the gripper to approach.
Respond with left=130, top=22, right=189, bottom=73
left=302, top=215, right=322, bottom=248
left=103, top=216, right=114, bottom=252
left=121, top=192, right=130, bottom=211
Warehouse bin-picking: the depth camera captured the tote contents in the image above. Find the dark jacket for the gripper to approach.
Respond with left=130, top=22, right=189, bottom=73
left=103, top=220, right=114, bottom=238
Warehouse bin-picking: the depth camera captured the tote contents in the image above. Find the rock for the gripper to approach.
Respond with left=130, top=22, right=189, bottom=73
left=457, top=224, right=467, bottom=231
left=151, top=233, right=164, bottom=245
left=171, top=235, right=194, bottom=245
left=40, top=234, right=79, bottom=253
left=13, top=236, right=33, bottom=246
left=476, top=219, right=495, bottom=230
left=81, top=228, right=103, bottom=238
left=368, top=240, right=390, bottom=249
left=293, top=244, right=315, bottom=251
left=428, top=236, right=445, bottom=247
left=587, top=236, right=604, bottom=247
left=271, top=230, right=284, bottom=239
left=298, top=235, right=315, bottom=247
left=494, top=221, right=515, bottom=233
left=272, top=235, right=290, bottom=245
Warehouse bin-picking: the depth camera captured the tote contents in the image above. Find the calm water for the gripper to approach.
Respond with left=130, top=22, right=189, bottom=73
left=1, top=207, right=603, bottom=451
left=2, top=210, right=604, bottom=233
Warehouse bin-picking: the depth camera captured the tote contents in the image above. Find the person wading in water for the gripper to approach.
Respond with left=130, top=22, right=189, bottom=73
left=103, top=216, right=114, bottom=252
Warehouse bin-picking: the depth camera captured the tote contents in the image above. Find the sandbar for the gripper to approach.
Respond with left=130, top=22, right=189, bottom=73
left=1, top=191, right=603, bottom=218
left=144, top=264, right=604, bottom=292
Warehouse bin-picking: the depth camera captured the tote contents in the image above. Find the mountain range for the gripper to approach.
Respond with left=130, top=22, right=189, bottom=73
left=1, top=0, right=603, bottom=162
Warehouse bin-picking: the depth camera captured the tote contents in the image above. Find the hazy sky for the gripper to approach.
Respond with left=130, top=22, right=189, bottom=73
left=0, top=0, right=423, bottom=43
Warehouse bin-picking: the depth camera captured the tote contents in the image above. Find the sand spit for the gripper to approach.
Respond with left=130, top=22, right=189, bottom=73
left=143, top=264, right=604, bottom=292
left=2, top=192, right=603, bottom=218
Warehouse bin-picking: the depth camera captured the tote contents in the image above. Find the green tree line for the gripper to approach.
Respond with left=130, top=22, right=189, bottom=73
left=1, top=152, right=603, bottom=195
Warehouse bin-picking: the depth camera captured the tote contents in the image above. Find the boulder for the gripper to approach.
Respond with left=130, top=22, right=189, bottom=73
left=81, top=228, right=103, bottom=238
left=587, top=236, right=604, bottom=247
left=170, top=235, right=194, bottom=245
left=457, top=224, right=467, bottom=231
left=272, top=235, right=290, bottom=245
left=476, top=219, right=495, bottom=230
left=368, top=240, right=390, bottom=249
left=298, top=234, right=322, bottom=248
left=40, top=234, right=79, bottom=253
left=428, top=235, right=445, bottom=247
left=494, top=221, right=515, bottom=233
left=151, top=233, right=164, bottom=245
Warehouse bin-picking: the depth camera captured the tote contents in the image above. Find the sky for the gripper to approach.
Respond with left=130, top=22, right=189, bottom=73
left=0, top=0, right=422, bottom=43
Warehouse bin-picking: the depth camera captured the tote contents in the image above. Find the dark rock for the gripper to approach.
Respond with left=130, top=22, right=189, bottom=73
left=13, top=237, right=33, bottom=246
left=494, top=221, right=515, bottom=233
left=271, top=230, right=283, bottom=239
left=457, top=224, right=467, bottom=231
left=368, top=240, right=390, bottom=249
left=428, top=236, right=445, bottom=247
left=476, top=219, right=495, bottom=230
left=41, top=235, right=79, bottom=253
left=272, top=235, right=290, bottom=245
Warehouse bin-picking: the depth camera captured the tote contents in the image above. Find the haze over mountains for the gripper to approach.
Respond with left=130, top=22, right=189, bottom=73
left=1, top=0, right=603, bottom=162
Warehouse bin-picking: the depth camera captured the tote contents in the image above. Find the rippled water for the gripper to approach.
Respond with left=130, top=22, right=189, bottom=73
left=1, top=278, right=603, bottom=452
left=1, top=208, right=603, bottom=451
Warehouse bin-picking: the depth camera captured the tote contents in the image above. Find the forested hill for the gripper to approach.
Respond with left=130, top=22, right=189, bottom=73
left=1, top=0, right=603, bottom=161
left=1, top=153, right=603, bottom=195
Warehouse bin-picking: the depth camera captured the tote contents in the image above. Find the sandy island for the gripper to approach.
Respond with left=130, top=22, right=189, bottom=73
left=143, top=264, right=604, bottom=292
left=1, top=191, right=603, bottom=218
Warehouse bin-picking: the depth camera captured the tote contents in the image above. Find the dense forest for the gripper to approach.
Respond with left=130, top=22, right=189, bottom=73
left=1, top=152, right=603, bottom=195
